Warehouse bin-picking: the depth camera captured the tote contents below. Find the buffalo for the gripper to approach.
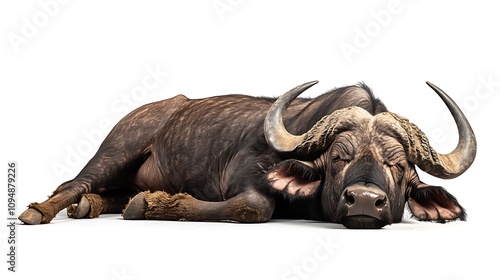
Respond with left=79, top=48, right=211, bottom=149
left=19, top=81, right=476, bottom=229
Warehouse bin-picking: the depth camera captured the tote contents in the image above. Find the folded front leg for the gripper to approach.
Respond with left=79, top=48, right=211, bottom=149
left=123, top=190, right=275, bottom=223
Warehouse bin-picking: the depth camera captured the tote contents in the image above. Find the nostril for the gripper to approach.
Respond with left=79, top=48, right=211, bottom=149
left=375, top=197, right=387, bottom=208
left=345, top=192, right=355, bottom=205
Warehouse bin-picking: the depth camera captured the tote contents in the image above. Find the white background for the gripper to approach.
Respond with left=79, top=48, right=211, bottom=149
left=1, top=1, right=499, bottom=279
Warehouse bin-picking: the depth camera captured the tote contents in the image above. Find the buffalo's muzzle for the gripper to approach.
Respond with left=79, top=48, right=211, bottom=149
left=341, top=185, right=390, bottom=229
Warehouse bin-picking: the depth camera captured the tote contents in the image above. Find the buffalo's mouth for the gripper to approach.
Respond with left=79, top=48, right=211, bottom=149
left=341, top=215, right=390, bottom=229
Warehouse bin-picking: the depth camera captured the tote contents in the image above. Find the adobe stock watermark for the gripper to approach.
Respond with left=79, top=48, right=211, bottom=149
left=282, top=235, right=340, bottom=280
left=339, top=0, right=411, bottom=63
left=430, top=74, right=499, bottom=145
left=213, top=0, right=244, bottom=21
left=8, top=0, right=70, bottom=54
left=51, top=64, right=169, bottom=182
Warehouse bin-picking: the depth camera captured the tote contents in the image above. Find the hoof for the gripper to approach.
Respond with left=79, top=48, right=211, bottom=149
left=67, top=196, right=90, bottom=219
left=19, top=208, right=43, bottom=225
left=123, top=192, right=146, bottom=220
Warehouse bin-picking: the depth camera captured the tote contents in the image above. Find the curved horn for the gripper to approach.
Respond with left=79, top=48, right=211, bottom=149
left=264, top=81, right=319, bottom=152
left=388, top=82, right=477, bottom=179
left=264, top=81, right=370, bottom=157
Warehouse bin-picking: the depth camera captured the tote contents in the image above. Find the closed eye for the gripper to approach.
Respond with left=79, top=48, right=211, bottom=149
left=387, top=162, right=405, bottom=186
left=331, top=136, right=355, bottom=162
left=384, top=160, right=405, bottom=171
left=332, top=154, right=352, bottom=163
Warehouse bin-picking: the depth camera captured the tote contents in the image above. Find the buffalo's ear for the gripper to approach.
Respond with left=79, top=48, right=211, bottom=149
left=266, top=159, right=321, bottom=198
left=408, top=185, right=466, bottom=222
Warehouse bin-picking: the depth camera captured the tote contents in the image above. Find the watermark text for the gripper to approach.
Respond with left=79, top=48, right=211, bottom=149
left=7, top=162, right=18, bottom=273
left=8, top=0, right=70, bottom=53
left=282, top=235, right=340, bottom=280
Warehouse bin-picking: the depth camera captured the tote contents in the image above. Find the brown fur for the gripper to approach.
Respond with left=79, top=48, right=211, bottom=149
left=85, top=194, right=106, bottom=218
left=27, top=201, right=59, bottom=224
left=144, top=191, right=201, bottom=221
left=223, top=196, right=264, bottom=222
left=66, top=193, right=106, bottom=218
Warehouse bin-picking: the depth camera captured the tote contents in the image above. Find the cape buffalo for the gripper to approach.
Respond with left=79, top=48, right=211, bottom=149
left=19, top=81, right=476, bottom=229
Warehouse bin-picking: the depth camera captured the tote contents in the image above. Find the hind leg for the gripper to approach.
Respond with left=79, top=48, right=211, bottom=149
left=19, top=134, right=153, bottom=225
left=18, top=155, right=144, bottom=225
left=18, top=95, right=188, bottom=225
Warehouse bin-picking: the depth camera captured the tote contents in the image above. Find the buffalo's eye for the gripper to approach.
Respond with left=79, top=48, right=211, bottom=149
left=330, top=137, right=355, bottom=163
left=331, top=154, right=351, bottom=164
left=391, top=162, right=405, bottom=172
left=387, top=162, right=406, bottom=185
left=330, top=147, right=354, bottom=163
left=331, top=153, right=341, bottom=162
